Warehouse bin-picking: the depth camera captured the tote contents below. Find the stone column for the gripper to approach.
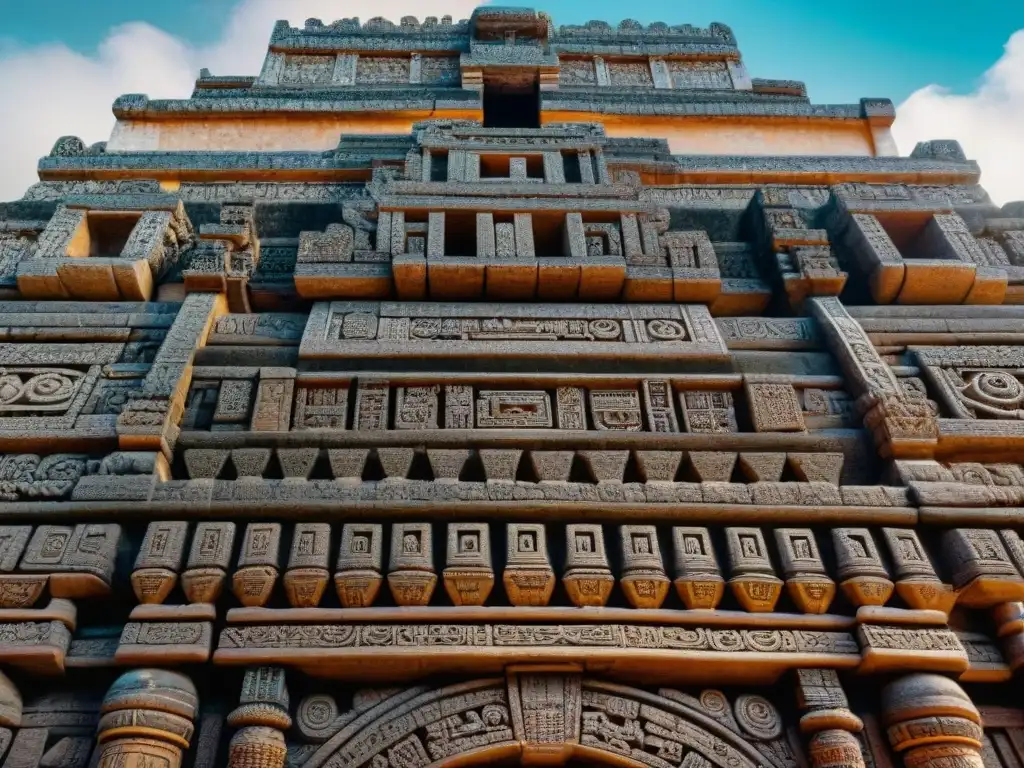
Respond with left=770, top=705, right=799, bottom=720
left=881, top=674, right=984, bottom=768
left=226, top=666, right=290, bottom=768
left=96, top=669, right=198, bottom=768
left=794, top=669, right=866, bottom=768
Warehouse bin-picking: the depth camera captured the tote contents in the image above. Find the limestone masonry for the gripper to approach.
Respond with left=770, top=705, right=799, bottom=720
left=0, top=6, right=1019, bottom=767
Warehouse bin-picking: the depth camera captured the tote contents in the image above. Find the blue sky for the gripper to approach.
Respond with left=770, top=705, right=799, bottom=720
left=0, top=0, right=1021, bottom=203
left=2, top=0, right=1022, bottom=105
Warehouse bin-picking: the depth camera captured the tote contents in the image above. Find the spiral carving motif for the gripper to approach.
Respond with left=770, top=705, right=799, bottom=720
left=698, top=689, right=729, bottom=717
left=0, top=368, right=84, bottom=412
left=647, top=319, right=687, bottom=341
left=588, top=319, right=621, bottom=340
left=296, top=695, right=339, bottom=742
left=966, top=371, right=1024, bottom=407
left=734, top=694, right=783, bottom=740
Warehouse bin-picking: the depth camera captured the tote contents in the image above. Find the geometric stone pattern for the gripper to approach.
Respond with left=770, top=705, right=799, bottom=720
left=0, top=6, right=1020, bottom=768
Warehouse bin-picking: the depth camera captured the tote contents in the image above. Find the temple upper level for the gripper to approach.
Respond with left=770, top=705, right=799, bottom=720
left=105, top=6, right=897, bottom=158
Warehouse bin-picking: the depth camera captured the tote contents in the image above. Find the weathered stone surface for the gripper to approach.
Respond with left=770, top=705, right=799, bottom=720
left=0, top=4, right=1015, bottom=757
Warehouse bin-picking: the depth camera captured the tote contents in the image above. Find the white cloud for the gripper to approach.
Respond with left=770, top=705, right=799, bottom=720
left=0, top=0, right=481, bottom=201
left=894, top=30, right=1024, bottom=207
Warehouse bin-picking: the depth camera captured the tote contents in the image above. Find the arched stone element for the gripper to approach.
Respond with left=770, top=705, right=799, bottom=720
left=882, top=674, right=984, bottom=768
left=299, top=672, right=801, bottom=767
left=96, top=668, right=198, bottom=768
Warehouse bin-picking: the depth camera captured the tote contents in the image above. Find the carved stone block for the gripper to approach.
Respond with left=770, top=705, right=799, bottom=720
left=182, top=522, right=235, bottom=603
left=556, top=386, right=586, bottom=429
left=250, top=372, right=294, bottom=432
left=284, top=523, right=330, bottom=608
left=589, top=389, right=642, bottom=431
left=394, top=386, right=439, bottom=430
left=21, top=524, right=121, bottom=598
left=503, top=524, right=555, bottom=606
left=444, top=384, right=473, bottom=428
left=132, top=521, right=188, bottom=605
left=427, top=449, right=471, bottom=482
left=212, top=379, right=254, bottom=425
left=276, top=448, right=318, bottom=480
left=0, top=527, right=37, bottom=608
left=745, top=381, right=806, bottom=432
left=388, top=523, right=436, bottom=606
left=671, top=526, right=725, bottom=609
left=882, top=528, right=956, bottom=613
left=233, top=523, right=281, bottom=607
left=376, top=447, right=414, bottom=480
left=725, top=527, right=782, bottom=612
left=738, top=452, right=787, bottom=482
left=579, top=450, right=628, bottom=483
left=833, top=528, right=893, bottom=607
left=681, top=391, right=737, bottom=434
left=477, top=390, right=553, bottom=428
left=789, top=453, right=844, bottom=485
left=479, top=450, right=521, bottom=482
left=641, top=379, right=680, bottom=432
left=334, top=523, right=383, bottom=608
left=689, top=451, right=737, bottom=482
left=0, top=575, right=46, bottom=610
left=619, top=525, right=670, bottom=608
left=327, top=449, right=368, bottom=482
left=443, top=523, right=494, bottom=606
left=117, top=621, right=213, bottom=665
left=775, top=528, right=835, bottom=614
left=292, top=386, right=349, bottom=430
left=530, top=451, right=574, bottom=483
left=563, top=524, right=614, bottom=607
left=231, top=448, right=271, bottom=478
left=942, top=528, right=1024, bottom=607
left=354, top=379, right=389, bottom=430
left=184, top=449, right=229, bottom=480
left=635, top=451, right=682, bottom=482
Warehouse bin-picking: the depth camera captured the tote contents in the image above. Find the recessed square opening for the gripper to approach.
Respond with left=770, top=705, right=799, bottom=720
left=562, top=152, right=582, bottom=183
left=444, top=212, right=477, bottom=257
left=430, top=151, right=449, bottom=182
left=480, top=154, right=511, bottom=178
left=84, top=212, right=141, bottom=258
left=532, top=212, right=565, bottom=257
left=875, top=212, right=955, bottom=260
left=483, top=81, right=541, bottom=128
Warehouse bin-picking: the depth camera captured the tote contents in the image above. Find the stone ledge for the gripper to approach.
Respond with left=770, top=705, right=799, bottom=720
left=213, top=622, right=860, bottom=684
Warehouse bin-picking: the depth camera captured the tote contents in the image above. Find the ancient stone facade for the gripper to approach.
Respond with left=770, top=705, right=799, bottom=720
left=0, top=5, right=1020, bottom=767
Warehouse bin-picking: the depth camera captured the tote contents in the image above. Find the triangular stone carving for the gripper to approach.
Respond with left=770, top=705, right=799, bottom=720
left=635, top=451, right=682, bottom=482
left=529, top=451, right=574, bottom=483
left=184, top=449, right=229, bottom=480
left=737, top=452, right=786, bottom=482
left=327, top=449, right=369, bottom=481
left=376, top=448, right=415, bottom=479
left=688, top=451, right=737, bottom=482
left=479, top=449, right=522, bottom=482
left=277, top=448, right=320, bottom=479
left=427, top=449, right=471, bottom=481
left=230, top=448, right=272, bottom=478
left=789, top=452, right=844, bottom=485
left=580, top=450, right=629, bottom=483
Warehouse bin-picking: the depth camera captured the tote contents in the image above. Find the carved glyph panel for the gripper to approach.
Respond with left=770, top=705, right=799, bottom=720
left=300, top=302, right=727, bottom=362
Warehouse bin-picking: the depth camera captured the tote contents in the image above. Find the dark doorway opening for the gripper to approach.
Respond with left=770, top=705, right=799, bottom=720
left=483, top=81, right=541, bottom=128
